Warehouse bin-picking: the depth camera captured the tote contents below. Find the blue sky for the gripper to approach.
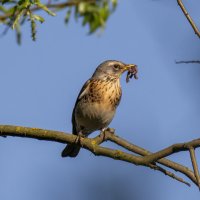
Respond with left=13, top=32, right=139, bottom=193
left=0, top=0, right=200, bottom=200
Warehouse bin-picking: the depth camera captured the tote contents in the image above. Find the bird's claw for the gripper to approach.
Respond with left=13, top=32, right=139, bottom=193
left=100, top=127, right=115, bottom=140
left=75, top=132, right=85, bottom=147
left=106, top=127, right=115, bottom=134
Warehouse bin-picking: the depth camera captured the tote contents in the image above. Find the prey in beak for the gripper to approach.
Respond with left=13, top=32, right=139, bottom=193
left=123, top=64, right=138, bottom=83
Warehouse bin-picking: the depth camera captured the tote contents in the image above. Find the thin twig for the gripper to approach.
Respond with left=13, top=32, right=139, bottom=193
left=177, top=0, right=200, bottom=38
left=154, top=164, right=190, bottom=187
left=189, top=147, right=200, bottom=189
left=175, top=60, right=200, bottom=64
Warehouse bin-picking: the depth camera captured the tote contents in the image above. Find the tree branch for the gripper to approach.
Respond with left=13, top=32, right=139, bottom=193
left=139, top=139, right=200, bottom=164
left=0, top=0, right=95, bottom=21
left=189, top=147, right=200, bottom=189
left=1, top=125, right=200, bottom=187
left=105, top=133, right=196, bottom=185
left=177, top=0, right=200, bottom=38
left=175, top=60, right=200, bottom=64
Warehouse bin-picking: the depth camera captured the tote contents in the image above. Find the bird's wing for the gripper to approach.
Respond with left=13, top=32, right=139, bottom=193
left=71, top=79, right=91, bottom=134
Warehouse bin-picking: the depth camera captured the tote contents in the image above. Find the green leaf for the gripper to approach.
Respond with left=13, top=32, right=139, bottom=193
left=89, top=13, right=101, bottom=34
left=82, top=14, right=89, bottom=26
left=12, top=8, right=24, bottom=29
left=27, top=10, right=37, bottom=41
left=65, top=9, right=71, bottom=24
left=5, top=6, right=15, bottom=15
left=75, top=1, right=116, bottom=34
left=111, top=0, right=118, bottom=10
left=15, top=23, right=21, bottom=45
left=33, top=14, right=44, bottom=23
left=0, top=6, right=7, bottom=12
left=99, top=4, right=110, bottom=21
left=30, top=13, right=36, bottom=41
left=35, top=2, right=56, bottom=16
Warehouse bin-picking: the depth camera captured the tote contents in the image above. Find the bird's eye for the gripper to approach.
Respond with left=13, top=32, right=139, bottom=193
left=113, top=64, right=120, bottom=70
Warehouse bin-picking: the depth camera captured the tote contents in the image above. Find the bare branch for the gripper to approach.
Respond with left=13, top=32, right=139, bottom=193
left=138, top=139, right=200, bottom=164
left=105, top=132, right=196, bottom=185
left=189, top=147, right=200, bottom=189
left=153, top=164, right=191, bottom=187
left=177, top=0, right=200, bottom=38
left=95, top=132, right=191, bottom=186
left=175, top=60, right=200, bottom=64
left=1, top=125, right=199, bottom=187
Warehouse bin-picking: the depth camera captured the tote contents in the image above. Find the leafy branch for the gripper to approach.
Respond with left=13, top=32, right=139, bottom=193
left=1, top=124, right=200, bottom=188
left=0, top=0, right=117, bottom=43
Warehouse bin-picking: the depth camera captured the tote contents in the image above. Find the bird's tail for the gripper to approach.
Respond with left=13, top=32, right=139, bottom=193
left=61, top=144, right=81, bottom=157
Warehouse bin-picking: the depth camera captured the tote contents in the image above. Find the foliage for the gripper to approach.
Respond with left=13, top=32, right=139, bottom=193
left=0, top=0, right=117, bottom=44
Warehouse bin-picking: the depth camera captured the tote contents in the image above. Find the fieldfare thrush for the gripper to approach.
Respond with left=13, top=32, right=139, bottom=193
left=61, top=60, right=138, bottom=157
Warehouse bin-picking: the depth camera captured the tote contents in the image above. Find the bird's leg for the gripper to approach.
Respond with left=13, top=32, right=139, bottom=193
left=100, top=127, right=115, bottom=141
left=75, top=131, right=85, bottom=147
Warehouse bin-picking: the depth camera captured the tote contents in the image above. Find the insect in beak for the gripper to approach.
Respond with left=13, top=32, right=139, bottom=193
left=124, top=64, right=138, bottom=83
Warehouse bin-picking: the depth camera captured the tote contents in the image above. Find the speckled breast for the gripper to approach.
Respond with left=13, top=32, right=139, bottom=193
left=75, top=79, right=122, bottom=134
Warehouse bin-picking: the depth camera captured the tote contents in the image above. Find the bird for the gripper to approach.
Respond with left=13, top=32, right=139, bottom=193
left=61, top=60, right=137, bottom=157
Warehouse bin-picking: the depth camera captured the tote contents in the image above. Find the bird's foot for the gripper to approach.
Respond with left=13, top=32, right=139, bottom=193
left=106, top=127, right=115, bottom=134
left=75, top=132, right=85, bottom=147
left=100, top=127, right=115, bottom=141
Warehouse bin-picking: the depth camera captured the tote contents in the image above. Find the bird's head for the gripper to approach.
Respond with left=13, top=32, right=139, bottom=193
left=92, top=60, right=137, bottom=80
